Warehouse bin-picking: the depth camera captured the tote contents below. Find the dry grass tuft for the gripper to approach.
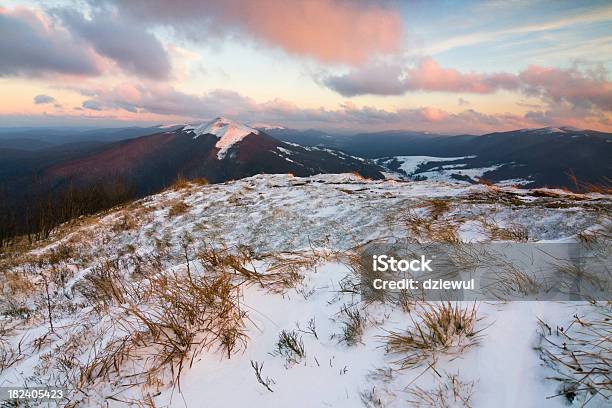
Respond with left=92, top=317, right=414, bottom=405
left=337, top=305, right=366, bottom=346
left=273, top=330, right=306, bottom=365
left=73, top=249, right=249, bottom=393
left=171, top=176, right=191, bottom=190
left=427, top=199, right=451, bottom=220
left=406, top=372, right=476, bottom=407
left=171, top=176, right=209, bottom=190
left=360, top=386, right=385, bottom=407
left=167, top=200, right=190, bottom=217
left=198, top=245, right=309, bottom=293
left=383, top=302, right=483, bottom=369
left=0, top=322, right=24, bottom=373
left=400, top=206, right=460, bottom=244
left=478, top=214, right=529, bottom=242
left=111, top=213, right=138, bottom=232
left=536, top=305, right=612, bottom=405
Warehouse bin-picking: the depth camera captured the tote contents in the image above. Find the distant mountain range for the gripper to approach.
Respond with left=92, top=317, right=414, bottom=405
left=43, top=117, right=384, bottom=195
left=1, top=118, right=610, bottom=243
left=1, top=121, right=610, bottom=206
left=267, top=126, right=612, bottom=189
left=0, top=118, right=383, bottom=207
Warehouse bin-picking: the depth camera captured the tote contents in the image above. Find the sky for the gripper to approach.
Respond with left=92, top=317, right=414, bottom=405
left=0, top=0, right=611, bottom=134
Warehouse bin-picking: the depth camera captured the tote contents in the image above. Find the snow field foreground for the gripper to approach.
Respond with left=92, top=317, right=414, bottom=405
left=0, top=174, right=610, bottom=407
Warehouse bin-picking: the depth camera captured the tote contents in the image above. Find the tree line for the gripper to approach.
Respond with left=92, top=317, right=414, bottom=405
left=0, top=178, right=135, bottom=248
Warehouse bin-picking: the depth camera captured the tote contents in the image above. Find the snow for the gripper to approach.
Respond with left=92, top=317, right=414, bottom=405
left=497, top=178, right=533, bottom=187
left=380, top=155, right=506, bottom=183
left=418, top=164, right=503, bottom=182
left=382, top=155, right=476, bottom=176
left=183, top=117, right=259, bottom=159
left=0, top=173, right=609, bottom=407
left=276, top=146, right=293, bottom=155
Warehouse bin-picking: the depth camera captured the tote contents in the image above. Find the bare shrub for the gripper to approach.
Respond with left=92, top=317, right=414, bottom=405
left=0, top=322, right=24, bottom=373
left=383, top=302, right=483, bottom=369
left=406, top=372, right=476, bottom=407
left=297, top=317, right=318, bottom=339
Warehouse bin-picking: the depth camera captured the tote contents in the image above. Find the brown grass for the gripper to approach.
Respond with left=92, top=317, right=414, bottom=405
left=536, top=305, right=612, bottom=405
left=399, top=202, right=460, bottom=244
left=76, top=261, right=248, bottom=392
left=406, top=372, right=476, bottom=407
left=167, top=200, right=190, bottom=217
left=478, top=214, right=529, bottom=242
left=111, top=213, right=138, bottom=232
left=171, top=176, right=209, bottom=190
left=383, top=302, right=483, bottom=369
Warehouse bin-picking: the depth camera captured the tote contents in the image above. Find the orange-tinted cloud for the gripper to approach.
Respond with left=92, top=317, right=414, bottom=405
left=235, top=0, right=404, bottom=64
left=108, top=0, right=405, bottom=65
left=405, top=57, right=520, bottom=93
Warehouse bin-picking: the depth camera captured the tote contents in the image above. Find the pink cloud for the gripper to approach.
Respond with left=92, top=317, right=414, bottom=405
left=108, top=0, right=404, bottom=65
left=520, top=65, right=612, bottom=112
left=322, top=57, right=522, bottom=97
left=405, top=57, right=520, bottom=93
left=419, top=107, right=449, bottom=122
left=237, top=0, right=404, bottom=64
left=322, top=58, right=612, bottom=118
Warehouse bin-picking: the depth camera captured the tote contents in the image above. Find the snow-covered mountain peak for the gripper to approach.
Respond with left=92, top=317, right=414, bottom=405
left=184, top=117, right=260, bottom=159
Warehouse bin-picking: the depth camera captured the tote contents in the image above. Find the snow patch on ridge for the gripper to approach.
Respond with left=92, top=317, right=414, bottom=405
left=184, top=117, right=259, bottom=159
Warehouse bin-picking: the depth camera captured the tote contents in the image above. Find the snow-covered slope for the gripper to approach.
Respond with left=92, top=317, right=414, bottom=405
left=184, top=117, right=260, bottom=159
left=0, top=174, right=609, bottom=407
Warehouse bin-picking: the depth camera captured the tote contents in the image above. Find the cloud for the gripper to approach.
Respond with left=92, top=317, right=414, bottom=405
left=519, top=64, right=612, bottom=112
left=82, top=100, right=103, bottom=111
left=458, top=97, right=470, bottom=106
left=0, top=7, right=101, bottom=77
left=102, top=0, right=404, bottom=65
left=55, top=9, right=171, bottom=79
left=69, top=82, right=612, bottom=133
left=34, top=94, right=57, bottom=104
left=321, top=58, right=612, bottom=114
left=404, top=57, right=520, bottom=93
left=423, top=4, right=612, bottom=54
left=79, top=83, right=258, bottom=118
left=320, top=64, right=406, bottom=97
left=322, top=57, right=521, bottom=97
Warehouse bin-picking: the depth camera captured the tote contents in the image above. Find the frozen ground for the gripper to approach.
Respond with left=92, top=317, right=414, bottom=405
left=0, top=174, right=610, bottom=407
